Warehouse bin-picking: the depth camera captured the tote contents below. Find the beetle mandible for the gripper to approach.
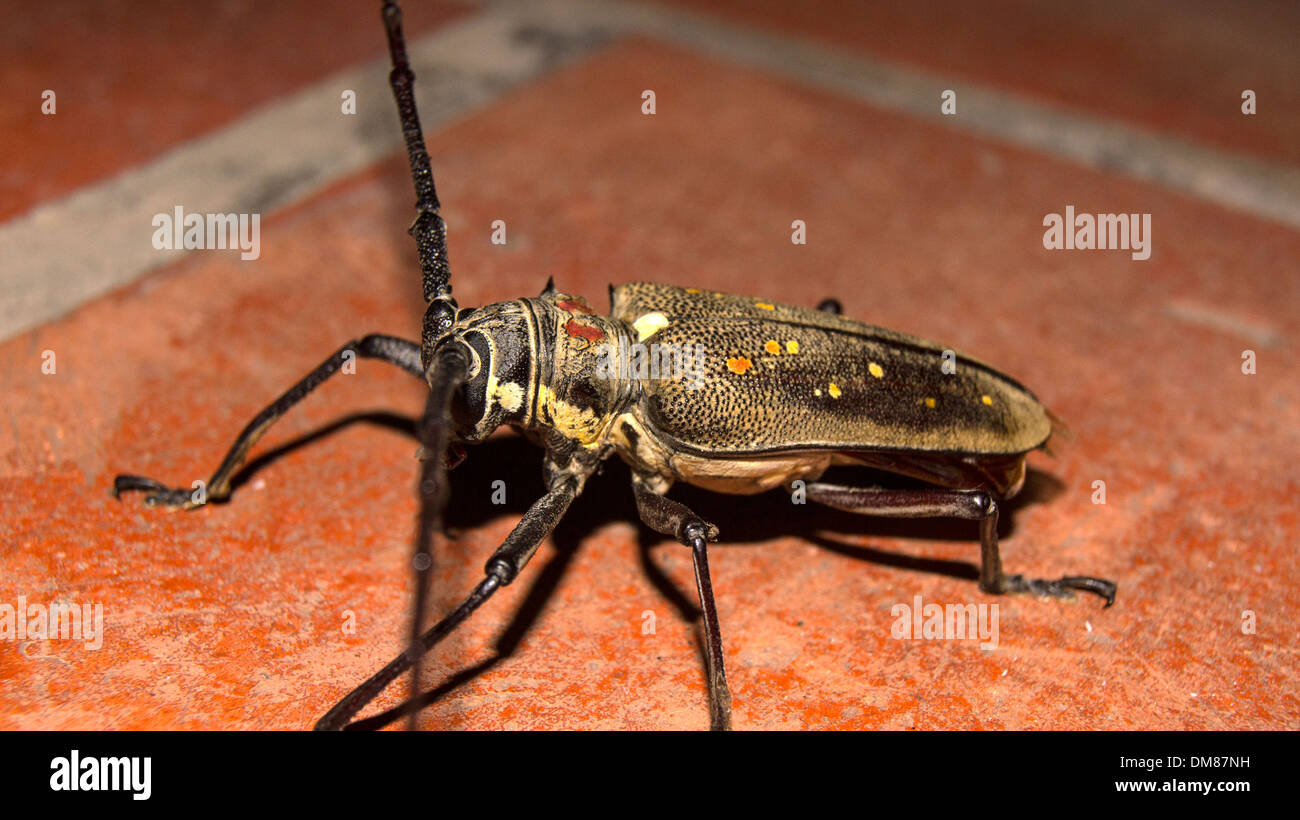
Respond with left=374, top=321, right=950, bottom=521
left=112, top=0, right=1117, bottom=731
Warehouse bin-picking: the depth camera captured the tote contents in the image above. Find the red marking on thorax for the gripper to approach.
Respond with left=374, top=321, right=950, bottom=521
left=557, top=299, right=594, bottom=315
left=565, top=318, right=605, bottom=343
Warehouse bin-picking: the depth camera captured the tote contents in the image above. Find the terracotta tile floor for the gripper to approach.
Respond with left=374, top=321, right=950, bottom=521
left=661, top=0, right=1300, bottom=165
left=0, top=0, right=468, bottom=222
left=2, top=1, right=1296, bottom=729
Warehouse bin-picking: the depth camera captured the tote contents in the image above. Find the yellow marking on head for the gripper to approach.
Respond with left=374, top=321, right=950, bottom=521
left=981, top=394, right=993, bottom=406
left=632, top=311, right=670, bottom=342
left=828, top=383, right=842, bottom=399
left=483, top=370, right=517, bottom=423
left=755, top=302, right=775, bottom=310
left=685, top=288, right=701, bottom=294
left=764, top=340, right=781, bottom=355
left=868, top=362, right=884, bottom=379
left=492, top=382, right=524, bottom=413
left=785, top=340, right=799, bottom=354
left=924, top=397, right=936, bottom=408
left=726, top=356, right=753, bottom=375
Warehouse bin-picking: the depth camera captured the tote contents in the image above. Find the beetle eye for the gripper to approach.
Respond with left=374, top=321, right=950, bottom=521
left=451, top=332, right=492, bottom=436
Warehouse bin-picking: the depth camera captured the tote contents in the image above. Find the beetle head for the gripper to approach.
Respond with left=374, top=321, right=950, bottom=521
left=433, top=300, right=534, bottom=443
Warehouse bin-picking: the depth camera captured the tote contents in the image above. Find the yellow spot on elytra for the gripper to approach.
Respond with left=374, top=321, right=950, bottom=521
left=685, top=288, right=701, bottom=294
left=755, top=302, right=775, bottom=310
left=764, top=340, right=781, bottom=355
left=981, top=394, right=993, bottom=405
left=785, top=340, right=799, bottom=354
left=828, top=383, right=842, bottom=399
left=868, top=362, right=884, bottom=379
left=814, top=388, right=822, bottom=397
left=632, top=311, right=670, bottom=342
left=924, top=397, right=936, bottom=408
left=727, top=357, right=753, bottom=375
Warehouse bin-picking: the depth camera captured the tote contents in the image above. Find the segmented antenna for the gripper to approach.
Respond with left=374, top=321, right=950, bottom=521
left=382, top=0, right=459, bottom=732
left=382, top=0, right=452, bottom=304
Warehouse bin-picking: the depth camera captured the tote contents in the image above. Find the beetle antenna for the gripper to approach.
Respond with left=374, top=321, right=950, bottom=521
left=381, top=0, right=453, bottom=306
left=403, top=344, right=470, bottom=729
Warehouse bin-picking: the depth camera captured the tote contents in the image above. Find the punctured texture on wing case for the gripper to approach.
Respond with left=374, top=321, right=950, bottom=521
left=610, top=283, right=1052, bottom=457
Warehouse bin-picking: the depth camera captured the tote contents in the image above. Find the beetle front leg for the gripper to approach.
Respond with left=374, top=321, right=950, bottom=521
left=316, top=469, right=587, bottom=731
left=804, top=483, right=1117, bottom=607
left=632, top=478, right=732, bottom=731
left=112, top=334, right=423, bottom=509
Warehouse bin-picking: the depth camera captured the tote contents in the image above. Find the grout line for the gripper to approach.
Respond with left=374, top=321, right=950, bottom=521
left=556, top=0, right=1300, bottom=227
left=0, top=5, right=617, bottom=342
left=4, top=0, right=1298, bottom=343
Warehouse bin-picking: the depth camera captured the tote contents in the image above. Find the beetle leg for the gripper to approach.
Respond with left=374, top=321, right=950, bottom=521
left=112, top=335, right=423, bottom=509
left=632, top=479, right=732, bottom=731
left=804, top=483, right=1117, bottom=607
left=316, top=469, right=586, bottom=731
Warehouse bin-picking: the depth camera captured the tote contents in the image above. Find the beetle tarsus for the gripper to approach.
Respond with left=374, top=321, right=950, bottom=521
left=995, top=574, right=1117, bottom=607
left=112, top=475, right=200, bottom=509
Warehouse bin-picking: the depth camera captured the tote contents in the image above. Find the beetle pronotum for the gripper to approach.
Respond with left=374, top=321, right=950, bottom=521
left=112, top=0, right=1117, bottom=731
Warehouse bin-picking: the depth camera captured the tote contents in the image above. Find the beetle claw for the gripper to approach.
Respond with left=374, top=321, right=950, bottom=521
left=1002, top=573, right=1117, bottom=607
left=1060, top=576, right=1118, bottom=607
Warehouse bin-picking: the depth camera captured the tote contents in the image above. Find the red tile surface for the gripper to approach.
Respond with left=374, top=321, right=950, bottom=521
left=658, top=0, right=1300, bottom=165
left=3, top=33, right=1297, bottom=728
left=0, top=0, right=468, bottom=222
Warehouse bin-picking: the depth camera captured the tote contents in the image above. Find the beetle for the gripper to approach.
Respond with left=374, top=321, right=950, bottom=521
left=111, top=0, right=1116, bottom=731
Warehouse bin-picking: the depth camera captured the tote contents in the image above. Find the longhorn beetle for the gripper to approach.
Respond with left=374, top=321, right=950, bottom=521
left=112, top=0, right=1117, bottom=731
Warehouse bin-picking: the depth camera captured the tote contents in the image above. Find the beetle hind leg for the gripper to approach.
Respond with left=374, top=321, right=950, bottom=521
left=805, top=483, right=1117, bottom=607
left=632, top=478, right=732, bottom=731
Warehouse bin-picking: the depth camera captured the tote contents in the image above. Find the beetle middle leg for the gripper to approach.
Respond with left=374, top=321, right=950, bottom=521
left=632, top=477, right=733, bottom=731
left=804, top=483, right=1117, bottom=606
left=112, top=334, right=423, bottom=509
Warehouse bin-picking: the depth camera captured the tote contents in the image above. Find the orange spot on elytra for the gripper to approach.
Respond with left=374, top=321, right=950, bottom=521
left=755, top=302, right=775, bottom=310
left=764, top=340, right=781, bottom=355
left=924, top=397, right=936, bottom=408
left=727, top=357, right=753, bottom=375
left=828, top=383, right=842, bottom=399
